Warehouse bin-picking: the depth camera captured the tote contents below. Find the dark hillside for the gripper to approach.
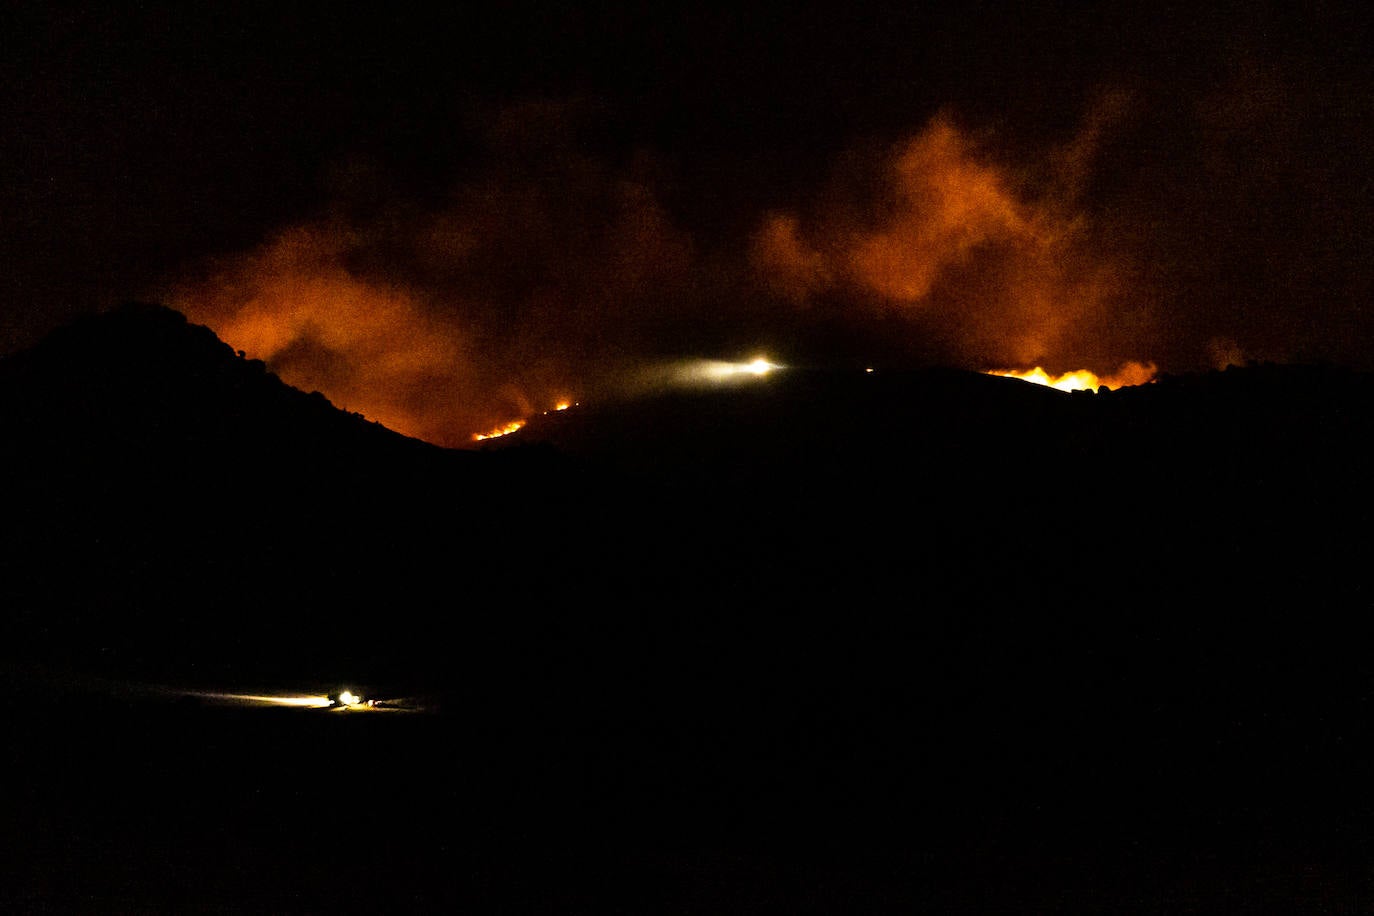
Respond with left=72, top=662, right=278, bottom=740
left=494, top=359, right=1373, bottom=616
left=0, top=303, right=563, bottom=685
left=4, top=305, right=1370, bottom=706
left=3, top=306, right=1373, bottom=912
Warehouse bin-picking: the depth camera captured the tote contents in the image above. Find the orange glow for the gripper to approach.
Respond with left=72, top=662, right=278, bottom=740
left=473, top=419, right=526, bottom=441
left=989, top=361, right=1156, bottom=391
left=750, top=110, right=1144, bottom=377
left=751, top=115, right=1058, bottom=312
left=161, top=103, right=704, bottom=450
left=160, top=101, right=1168, bottom=449
left=168, top=225, right=479, bottom=445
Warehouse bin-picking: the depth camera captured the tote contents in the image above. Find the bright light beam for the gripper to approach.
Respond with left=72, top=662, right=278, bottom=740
left=186, top=691, right=335, bottom=708
left=676, top=357, right=784, bottom=385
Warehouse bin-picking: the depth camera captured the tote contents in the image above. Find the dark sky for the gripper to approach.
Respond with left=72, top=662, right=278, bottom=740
left=4, top=2, right=1372, bottom=443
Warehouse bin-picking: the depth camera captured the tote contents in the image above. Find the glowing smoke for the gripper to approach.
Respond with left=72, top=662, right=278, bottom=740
left=166, top=103, right=1162, bottom=446
left=167, top=101, right=696, bottom=446
left=750, top=111, right=1143, bottom=375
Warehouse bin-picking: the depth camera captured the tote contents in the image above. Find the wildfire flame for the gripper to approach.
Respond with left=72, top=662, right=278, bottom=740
left=473, top=419, right=526, bottom=441
left=473, top=398, right=578, bottom=441
left=988, top=361, right=1156, bottom=391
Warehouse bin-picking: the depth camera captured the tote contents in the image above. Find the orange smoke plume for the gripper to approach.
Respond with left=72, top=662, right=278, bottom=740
left=169, top=224, right=477, bottom=445
left=165, top=101, right=697, bottom=447
left=750, top=111, right=1147, bottom=375
left=163, top=101, right=1162, bottom=448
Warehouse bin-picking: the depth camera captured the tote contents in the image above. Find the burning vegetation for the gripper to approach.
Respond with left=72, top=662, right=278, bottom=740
left=473, top=420, right=526, bottom=442
left=989, top=361, right=1158, bottom=392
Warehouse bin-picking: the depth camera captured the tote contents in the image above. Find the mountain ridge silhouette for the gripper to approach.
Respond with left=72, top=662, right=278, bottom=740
left=2, top=301, right=1370, bottom=690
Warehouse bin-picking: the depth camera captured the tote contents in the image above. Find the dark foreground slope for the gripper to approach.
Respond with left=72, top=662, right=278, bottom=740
left=0, top=302, right=563, bottom=685
left=4, top=307, right=1374, bottom=913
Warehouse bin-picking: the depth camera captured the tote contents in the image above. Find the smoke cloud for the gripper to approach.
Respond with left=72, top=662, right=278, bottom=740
left=750, top=110, right=1146, bottom=375
left=170, top=102, right=1159, bottom=446
left=169, top=102, right=698, bottom=445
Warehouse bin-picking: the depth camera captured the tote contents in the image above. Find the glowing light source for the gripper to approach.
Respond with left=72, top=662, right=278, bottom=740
left=186, top=692, right=335, bottom=708
left=338, top=690, right=362, bottom=707
left=675, top=357, right=784, bottom=385
left=258, top=695, right=334, bottom=708
left=705, top=356, right=780, bottom=379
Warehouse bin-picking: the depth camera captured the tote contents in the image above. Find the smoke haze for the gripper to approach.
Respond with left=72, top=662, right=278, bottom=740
left=170, top=103, right=1162, bottom=444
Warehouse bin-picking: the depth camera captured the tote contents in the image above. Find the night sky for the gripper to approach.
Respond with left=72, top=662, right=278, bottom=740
left=4, top=2, right=1372, bottom=444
